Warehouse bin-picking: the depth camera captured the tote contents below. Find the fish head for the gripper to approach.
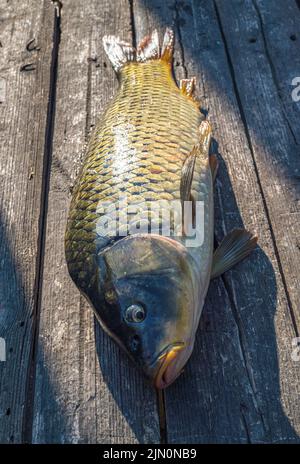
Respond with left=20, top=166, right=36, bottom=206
left=91, top=234, right=201, bottom=388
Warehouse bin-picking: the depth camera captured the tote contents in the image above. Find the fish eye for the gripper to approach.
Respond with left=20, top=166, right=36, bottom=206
left=125, top=304, right=146, bottom=323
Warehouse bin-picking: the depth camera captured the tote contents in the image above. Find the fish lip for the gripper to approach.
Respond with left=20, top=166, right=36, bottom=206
left=152, top=342, right=186, bottom=389
left=149, top=342, right=185, bottom=369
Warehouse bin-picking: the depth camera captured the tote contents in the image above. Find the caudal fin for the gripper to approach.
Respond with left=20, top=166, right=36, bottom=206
left=102, top=28, right=174, bottom=73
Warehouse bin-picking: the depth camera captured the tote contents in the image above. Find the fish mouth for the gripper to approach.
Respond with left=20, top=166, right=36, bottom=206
left=153, top=343, right=186, bottom=389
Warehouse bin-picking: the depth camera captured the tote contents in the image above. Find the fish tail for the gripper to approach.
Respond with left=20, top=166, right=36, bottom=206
left=102, top=28, right=174, bottom=73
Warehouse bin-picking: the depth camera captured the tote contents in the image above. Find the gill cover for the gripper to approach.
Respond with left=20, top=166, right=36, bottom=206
left=89, top=234, right=199, bottom=376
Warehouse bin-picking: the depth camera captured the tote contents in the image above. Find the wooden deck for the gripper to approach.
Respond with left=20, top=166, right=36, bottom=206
left=0, top=0, right=300, bottom=444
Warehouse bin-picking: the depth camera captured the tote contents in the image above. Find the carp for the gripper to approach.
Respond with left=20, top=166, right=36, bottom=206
left=65, top=29, right=257, bottom=388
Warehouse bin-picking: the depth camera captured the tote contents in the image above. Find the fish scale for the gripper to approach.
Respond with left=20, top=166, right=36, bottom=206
left=65, top=29, right=258, bottom=389
left=65, top=57, right=205, bottom=291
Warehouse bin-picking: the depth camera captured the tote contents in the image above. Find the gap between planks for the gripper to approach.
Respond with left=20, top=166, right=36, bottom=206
left=22, top=0, right=62, bottom=443
left=213, top=0, right=299, bottom=339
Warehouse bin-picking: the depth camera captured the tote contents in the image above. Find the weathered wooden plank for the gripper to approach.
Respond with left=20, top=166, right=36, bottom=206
left=215, top=0, right=300, bottom=327
left=212, top=0, right=300, bottom=442
left=0, top=0, right=54, bottom=443
left=132, top=0, right=300, bottom=443
left=253, top=0, right=300, bottom=144
left=32, top=0, right=160, bottom=444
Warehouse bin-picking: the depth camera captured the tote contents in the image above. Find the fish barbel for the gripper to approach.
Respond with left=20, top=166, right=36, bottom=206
left=65, top=29, right=257, bottom=388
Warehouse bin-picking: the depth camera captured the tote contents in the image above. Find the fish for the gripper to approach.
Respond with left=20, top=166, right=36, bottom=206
left=65, top=29, right=257, bottom=389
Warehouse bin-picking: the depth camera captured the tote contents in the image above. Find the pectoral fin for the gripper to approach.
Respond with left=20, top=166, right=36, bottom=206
left=211, top=229, right=257, bottom=279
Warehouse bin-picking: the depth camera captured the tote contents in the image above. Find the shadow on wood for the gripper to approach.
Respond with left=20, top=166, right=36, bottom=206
left=0, top=211, right=69, bottom=443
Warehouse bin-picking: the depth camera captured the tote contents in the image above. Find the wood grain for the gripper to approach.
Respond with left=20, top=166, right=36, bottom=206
left=253, top=0, right=300, bottom=145
left=215, top=0, right=300, bottom=327
left=0, top=0, right=54, bottom=443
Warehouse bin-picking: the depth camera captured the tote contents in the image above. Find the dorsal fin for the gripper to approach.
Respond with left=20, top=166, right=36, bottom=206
left=198, top=120, right=212, bottom=152
left=180, top=120, right=212, bottom=206
left=161, top=28, right=174, bottom=64
left=180, top=77, right=196, bottom=97
left=180, top=146, right=198, bottom=204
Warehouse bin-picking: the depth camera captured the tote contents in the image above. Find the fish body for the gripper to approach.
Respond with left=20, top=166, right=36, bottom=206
left=65, top=30, right=256, bottom=388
